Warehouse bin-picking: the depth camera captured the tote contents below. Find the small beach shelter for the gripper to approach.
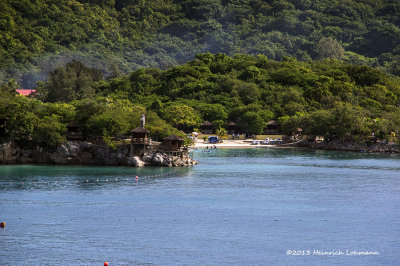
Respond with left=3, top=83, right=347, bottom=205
left=228, top=121, right=236, bottom=134
left=130, top=127, right=150, bottom=157
left=265, top=120, right=280, bottom=135
left=162, top=135, right=184, bottom=151
left=200, top=121, right=214, bottom=134
left=67, top=121, right=83, bottom=140
left=130, top=127, right=150, bottom=143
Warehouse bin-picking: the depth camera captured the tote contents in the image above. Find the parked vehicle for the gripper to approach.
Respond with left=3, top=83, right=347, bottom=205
left=208, top=136, right=219, bottom=143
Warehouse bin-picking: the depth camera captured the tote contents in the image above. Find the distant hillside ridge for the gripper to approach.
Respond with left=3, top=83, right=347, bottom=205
left=1, top=0, right=400, bottom=87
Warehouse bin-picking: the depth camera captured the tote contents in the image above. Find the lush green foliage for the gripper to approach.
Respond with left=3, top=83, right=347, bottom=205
left=1, top=53, right=400, bottom=146
left=95, top=53, right=400, bottom=139
left=3, top=0, right=400, bottom=146
left=38, top=60, right=103, bottom=102
left=1, top=0, right=400, bottom=86
left=0, top=94, right=182, bottom=147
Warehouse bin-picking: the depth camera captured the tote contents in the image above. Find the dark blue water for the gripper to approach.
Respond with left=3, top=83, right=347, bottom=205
left=0, top=148, right=399, bottom=265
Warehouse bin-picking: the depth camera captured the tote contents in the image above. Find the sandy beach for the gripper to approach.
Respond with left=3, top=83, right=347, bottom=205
left=190, top=139, right=275, bottom=148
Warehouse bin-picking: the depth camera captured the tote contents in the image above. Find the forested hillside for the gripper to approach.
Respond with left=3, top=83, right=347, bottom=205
left=1, top=0, right=400, bottom=87
left=1, top=54, right=400, bottom=147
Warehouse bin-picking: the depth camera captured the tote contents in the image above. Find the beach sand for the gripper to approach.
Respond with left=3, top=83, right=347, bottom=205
left=190, top=139, right=275, bottom=148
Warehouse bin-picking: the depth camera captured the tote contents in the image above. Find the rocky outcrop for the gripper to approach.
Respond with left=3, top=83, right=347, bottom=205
left=141, top=152, right=196, bottom=167
left=300, top=139, right=400, bottom=153
left=0, top=141, right=197, bottom=167
left=126, top=156, right=146, bottom=167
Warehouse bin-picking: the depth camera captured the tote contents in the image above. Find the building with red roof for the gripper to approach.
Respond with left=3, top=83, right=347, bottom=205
left=16, top=89, right=37, bottom=96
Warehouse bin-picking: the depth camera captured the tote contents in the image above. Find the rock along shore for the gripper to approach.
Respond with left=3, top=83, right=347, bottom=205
left=298, top=139, right=400, bottom=153
left=0, top=141, right=197, bottom=167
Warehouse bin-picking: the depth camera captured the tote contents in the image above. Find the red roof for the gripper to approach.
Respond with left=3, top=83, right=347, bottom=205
left=16, top=89, right=36, bottom=96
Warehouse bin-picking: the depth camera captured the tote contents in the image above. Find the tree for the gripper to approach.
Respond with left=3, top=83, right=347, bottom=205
left=301, top=109, right=332, bottom=137
left=87, top=98, right=144, bottom=136
left=0, top=79, right=19, bottom=96
left=33, top=115, right=66, bottom=147
left=237, top=83, right=260, bottom=104
left=278, top=115, right=301, bottom=136
left=194, top=102, right=228, bottom=122
left=237, top=111, right=264, bottom=134
left=163, top=104, right=201, bottom=131
left=329, top=102, right=369, bottom=138
left=316, top=37, right=345, bottom=59
left=0, top=96, right=39, bottom=141
left=41, top=60, right=103, bottom=102
left=145, top=111, right=181, bottom=141
left=216, top=127, right=227, bottom=140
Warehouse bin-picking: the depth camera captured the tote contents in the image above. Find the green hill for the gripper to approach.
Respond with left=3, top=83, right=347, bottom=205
left=1, top=0, right=400, bottom=87
left=1, top=54, right=400, bottom=147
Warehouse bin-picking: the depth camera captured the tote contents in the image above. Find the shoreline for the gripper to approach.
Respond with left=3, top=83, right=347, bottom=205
left=0, top=141, right=197, bottom=167
left=190, top=139, right=400, bottom=153
left=190, top=140, right=276, bottom=149
left=299, top=139, right=400, bottom=154
left=1, top=139, right=398, bottom=168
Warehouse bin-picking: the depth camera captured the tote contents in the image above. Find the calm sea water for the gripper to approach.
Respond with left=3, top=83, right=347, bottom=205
left=0, top=148, right=399, bottom=265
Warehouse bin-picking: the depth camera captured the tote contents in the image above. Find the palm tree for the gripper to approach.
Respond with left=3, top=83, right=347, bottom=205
left=216, top=127, right=227, bottom=140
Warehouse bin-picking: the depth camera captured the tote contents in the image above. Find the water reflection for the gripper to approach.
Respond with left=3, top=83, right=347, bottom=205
left=195, top=147, right=400, bottom=160
left=0, top=164, right=192, bottom=191
left=194, top=148, right=400, bottom=173
left=1, top=149, right=399, bottom=265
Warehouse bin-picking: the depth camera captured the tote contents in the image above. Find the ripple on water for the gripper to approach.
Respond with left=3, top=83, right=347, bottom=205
left=0, top=149, right=399, bottom=265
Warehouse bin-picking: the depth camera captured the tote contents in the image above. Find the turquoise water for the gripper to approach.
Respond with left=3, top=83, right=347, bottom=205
left=0, top=148, right=399, bottom=265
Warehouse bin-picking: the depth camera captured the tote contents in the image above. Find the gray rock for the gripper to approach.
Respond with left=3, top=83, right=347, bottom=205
left=80, top=152, right=93, bottom=159
left=151, top=154, right=164, bottom=166
left=57, top=145, right=69, bottom=157
left=143, top=155, right=153, bottom=162
left=116, top=146, right=129, bottom=158
left=20, top=156, right=34, bottom=164
left=127, top=156, right=145, bottom=167
left=22, top=149, right=33, bottom=157
left=94, top=147, right=109, bottom=159
left=80, top=141, right=93, bottom=150
left=66, top=142, right=80, bottom=157
left=50, top=153, right=66, bottom=164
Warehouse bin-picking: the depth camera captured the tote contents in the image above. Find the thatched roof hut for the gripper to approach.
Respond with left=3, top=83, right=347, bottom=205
left=67, top=121, right=83, bottom=140
left=130, top=127, right=149, bottom=143
left=265, top=120, right=280, bottom=135
left=200, top=120, right=214, bottom=134
left=162, top=134, right=184, bottom=151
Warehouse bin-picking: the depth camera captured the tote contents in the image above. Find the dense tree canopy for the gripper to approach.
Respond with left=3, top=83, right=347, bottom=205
left=2, top=53, right=399, bottom=148
left=1, top=0, right=400, bottom=86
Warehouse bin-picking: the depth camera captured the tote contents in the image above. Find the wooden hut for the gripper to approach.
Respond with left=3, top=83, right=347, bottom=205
left=67, top=121, right=83, bottom=140
left=162, top=135, right=184, bottom=151
left=264, top=120, right=280, bottom=135
left=162, top=134, right=189, bottom=160
left=130, top=127, right=150, bottom=157
left=227, top=121, right=236, bottom=134
left=200, top=121, right=214, bottom=134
